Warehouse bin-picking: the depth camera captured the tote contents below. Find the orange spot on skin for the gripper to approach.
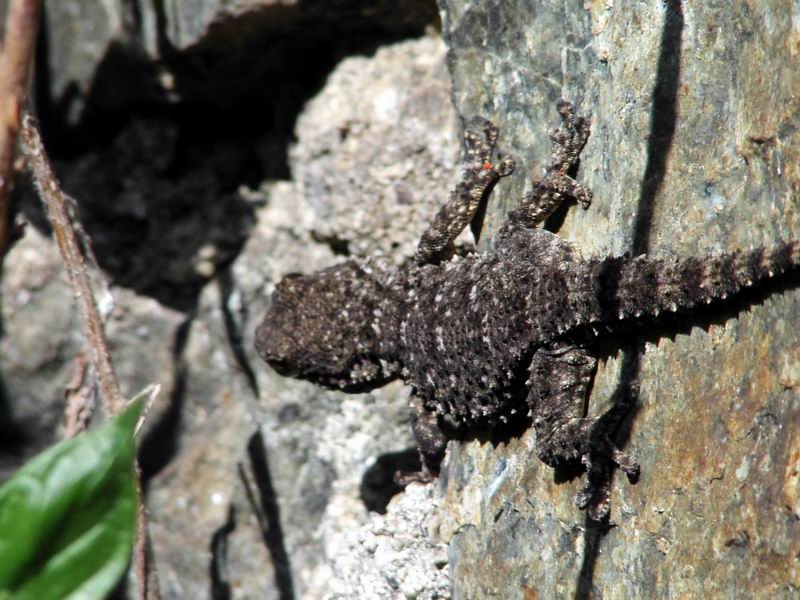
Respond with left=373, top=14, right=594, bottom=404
left=482, top=161, right=492, bottom=171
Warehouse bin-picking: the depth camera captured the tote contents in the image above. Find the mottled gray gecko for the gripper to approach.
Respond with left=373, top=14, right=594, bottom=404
left=255, top=101, right=799, bottom=519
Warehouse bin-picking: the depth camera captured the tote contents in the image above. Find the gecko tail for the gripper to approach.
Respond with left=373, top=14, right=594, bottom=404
left=597, top=241, right=800, bottom=321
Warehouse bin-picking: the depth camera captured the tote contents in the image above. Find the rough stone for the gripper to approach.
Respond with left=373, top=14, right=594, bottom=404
left=144, top=35, right=456, bottom=598
left=5, top=1, right=797, bottom=598
left=156, top=0, right=438, bottom=52
left=37, top=1, right=134, bottom=124
left=2, top=3, right=450, bottom=598
left=0, top=227, right=185, bottom=480
left=292, top=35, right=459, bottom=260
left=438, top=1, right=800, bottom=597
left=26, top=0, right=439, bottom=129
left=323, top=482, right=450, bottom=600
left=38, top=116, right=258, bottom=310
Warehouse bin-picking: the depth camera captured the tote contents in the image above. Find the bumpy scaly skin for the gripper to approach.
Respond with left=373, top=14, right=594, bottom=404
left=255, top=101, right=800, bottom=520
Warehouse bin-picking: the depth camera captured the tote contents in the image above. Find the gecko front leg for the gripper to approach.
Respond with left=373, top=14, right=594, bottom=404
left=416, top=118, right=515, bottom=265
left=527, top=342, right=639, bottom=521
left=509, top=100, right=593, bottom=228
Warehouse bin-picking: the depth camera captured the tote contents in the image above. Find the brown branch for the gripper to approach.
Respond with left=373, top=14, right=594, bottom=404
left=19, top=114, right=125, bottom=415
left=135, top=470, right=161, bottom=600
left=0, top=0, right=41, bottom=259
left=62, top=352, right=96, bottom=438
left=20, top=114, right=161, bottom=599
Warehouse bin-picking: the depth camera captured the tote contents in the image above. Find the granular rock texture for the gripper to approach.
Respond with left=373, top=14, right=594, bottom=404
left=323, top=482, right=450, bottom=600
left=1, top=6, right=451, bottom=597
left=0, top=227, right=185, bottom=479
left=293, top=36, right=459, bottom=260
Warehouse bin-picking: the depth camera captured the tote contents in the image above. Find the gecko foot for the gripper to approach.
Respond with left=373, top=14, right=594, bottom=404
left=573, top=431, right=640, bottom=521
left=393, top=464, right=438, bottom=486
left=510, top=101, right=593, bottom=227
left=572, top=385, right=640, bottom=521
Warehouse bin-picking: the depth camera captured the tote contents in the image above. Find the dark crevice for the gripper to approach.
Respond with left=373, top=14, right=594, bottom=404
left=218, top=268, right=260, bottom=397
left=311, top=231, right=352, bottom=257
left=575, top=2, right=683, bottom=599
left=0, top=372, right=28, bottom=480
left=24, top=2, right=440, bottom=312
left=138, top=316, right=193, bottom=484
left=240, top=431, right=295, bottom=600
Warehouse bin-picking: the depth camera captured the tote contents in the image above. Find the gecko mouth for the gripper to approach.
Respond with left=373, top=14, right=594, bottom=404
left=265, top=358, right=299, bottom=377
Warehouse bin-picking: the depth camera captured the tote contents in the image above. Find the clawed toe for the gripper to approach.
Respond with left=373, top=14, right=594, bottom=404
left=493, top=156, right=516, bottom=177
left=611, top=445, right=640, bottom=481
left=551, top=99, right=591, bottom=170
left=574, top=477, right=613, bottom=521
left=463, top=118, right=516, bottom=178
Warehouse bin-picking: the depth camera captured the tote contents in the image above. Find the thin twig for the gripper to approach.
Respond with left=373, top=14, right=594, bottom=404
left=20, top=114, right=161, bottom=599
left=19, top=114, right=125, bottom=415
left=62, top=352, right=96, bottom=438
left=135, top=470, right=161, bottom=600
left=0, top=0, right=41, bottom=259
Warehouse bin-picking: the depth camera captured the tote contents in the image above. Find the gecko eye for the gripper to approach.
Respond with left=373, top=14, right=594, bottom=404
left=274, top=273, right=304, bottom=296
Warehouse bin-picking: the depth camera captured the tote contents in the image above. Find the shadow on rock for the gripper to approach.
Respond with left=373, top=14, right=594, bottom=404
left=360, top=448, right=421, bottom=514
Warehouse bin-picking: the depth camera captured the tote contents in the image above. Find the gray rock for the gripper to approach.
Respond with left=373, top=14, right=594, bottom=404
left=145, top=36, right=456, bottom=598
left=323, top=482, right=450, bottom=600
left=0, top=227, right=185, bottom=479
left=292, top=36, right=459, bottom=260
left=28, top=0, right=439, bottom=127
left=36, top=1, right=132, bottom=123
left=0, top=226, right=79, bottom=477
left=3, top=3, right=451, bottom=598
left=6, top=1, right=798, bottom=598
left=438, top=1, right=800, bottom=597
left=155, top=0, right=439, bottom=51
left=48, top=116, right=257, bottom=310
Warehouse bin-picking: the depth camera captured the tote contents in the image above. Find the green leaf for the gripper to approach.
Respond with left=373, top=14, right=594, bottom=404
left=0, top=398, right=144, bottom=600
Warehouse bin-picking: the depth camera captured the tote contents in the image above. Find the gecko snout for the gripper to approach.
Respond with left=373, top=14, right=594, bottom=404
left=254, top=318, right=300, bottom=376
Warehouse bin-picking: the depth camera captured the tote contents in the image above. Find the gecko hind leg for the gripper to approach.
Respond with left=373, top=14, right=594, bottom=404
left=509, top=100, right=593, bottom=228
left=527, top=342, right=639, bottom=521
left=395, top=395, right=449, bottom=485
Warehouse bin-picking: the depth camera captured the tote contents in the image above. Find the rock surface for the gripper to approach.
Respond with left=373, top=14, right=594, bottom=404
left=323, top=482, right=450, bottom=600
left=2, top=2, right=450, bottom=597
left=0, top=226, right=185, bottom=480
left=144, top=35, right=457, bottom=598
left=438, top=1, right=800, bottom=597
left=23, top=0, right=438, bottom=129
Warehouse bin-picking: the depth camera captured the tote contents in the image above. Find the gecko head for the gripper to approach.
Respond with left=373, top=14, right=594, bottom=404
left=255, top=260, right=404, bottom=392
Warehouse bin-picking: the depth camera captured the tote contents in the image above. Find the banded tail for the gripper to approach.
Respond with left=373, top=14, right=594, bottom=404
left=595, top=241, right=800, bottom=321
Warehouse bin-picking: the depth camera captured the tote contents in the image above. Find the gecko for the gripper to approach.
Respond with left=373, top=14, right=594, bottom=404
left=255, top=101, right=799, bottom=520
